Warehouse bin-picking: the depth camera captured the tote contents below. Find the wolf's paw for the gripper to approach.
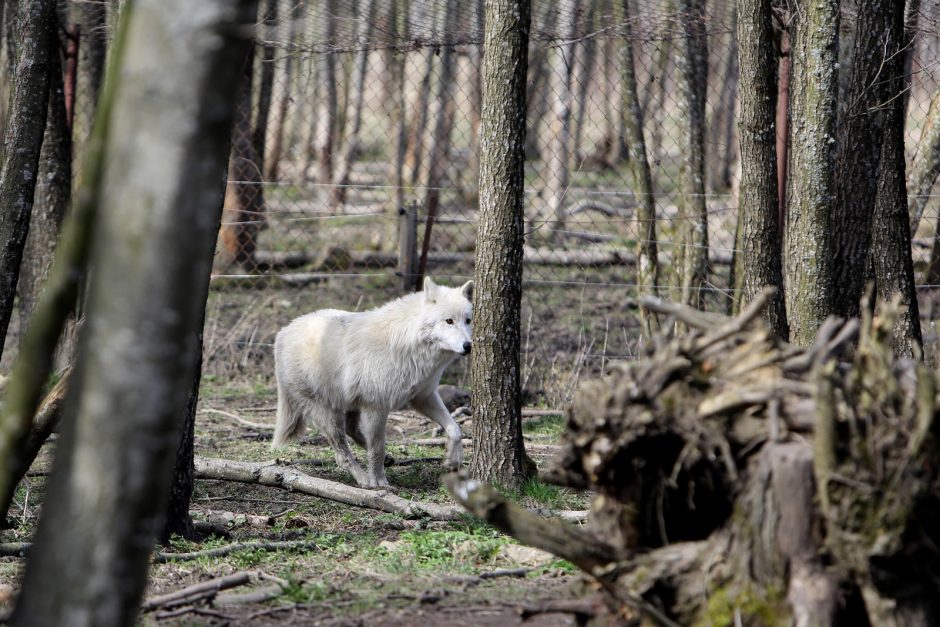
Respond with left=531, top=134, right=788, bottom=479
left=361, top=476, right=391, bottom=489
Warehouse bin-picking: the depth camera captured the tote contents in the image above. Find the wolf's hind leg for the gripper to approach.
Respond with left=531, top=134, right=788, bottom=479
left=317, top=407, right=372, bottom=487
left=359, top=408, right=390, bottom=488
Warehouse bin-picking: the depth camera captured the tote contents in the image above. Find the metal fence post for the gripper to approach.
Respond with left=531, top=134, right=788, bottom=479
left=398, top=201, right=418, bottom=292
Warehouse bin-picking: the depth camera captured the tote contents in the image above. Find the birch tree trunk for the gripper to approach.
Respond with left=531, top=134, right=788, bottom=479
left=328, top=0, right=376, bottom=209
left=11, top=0, right=256, bottom=622
left=734, top=0, right=788, bottom=339
left=671, top=0, right=709, bottom=309
left=618, top=0, right=659, bottom=341
left=909, top=90, right=940, bottom=235
left=541, top=0, right=579, bottom=240
left=0, top=0, right=56, bottom=360
left=784, top=0, right=839, bottom=346
left=469, top=0, right=533, bottom=489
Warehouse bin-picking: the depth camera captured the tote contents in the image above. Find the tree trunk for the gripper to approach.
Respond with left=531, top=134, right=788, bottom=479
left=11, top=0, right=255, bottom=622
left=468, top=0, right=533, bottom=489
left=671, top=0, right=709, bottom=309
left=414, top=0, right=457, bottom=287
left=382, top=0, right=408, bottom=250
left=313, top=0, right=338, bottom=183
left=734, top=0, right=788, bottom=339
left=71, top=0, right=107, bottom=130
left=263, top=0, right=297, bottom=182
left=541, top=0, right=579, bottom=240
left=784, top=0, right=839, bottom=346
left=570, top=0, right=596, bottom=165
left=218, top=51, right=266, bottom=272
left=709, top=7, right=738, bottom=192
left=328, top=0, right=376, bottom=209
left=830, top=2, right=897, bottom=321
left=869, top=3, right=921, bottom=357
left=617, top=0, right=659, bottom=342
left=523, top=0, right=553, bottom=161
left=403, top=46, right=434, bottom=188
left=161, top=332, right=204, bottom=542
left=251, top=0, right=276, bottom=179
left=18, top=35, right=70, bottom=330
left=0, top=0, right=56, bottom=360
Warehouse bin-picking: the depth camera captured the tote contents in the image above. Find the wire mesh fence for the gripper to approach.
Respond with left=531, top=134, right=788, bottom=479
left=49, top=0, right=940, bottom=402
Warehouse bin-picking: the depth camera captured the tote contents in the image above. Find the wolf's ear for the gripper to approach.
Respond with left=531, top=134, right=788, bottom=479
left=460, top=280, right=474, bottom=302
left=423, top=277, right=438, bottom=302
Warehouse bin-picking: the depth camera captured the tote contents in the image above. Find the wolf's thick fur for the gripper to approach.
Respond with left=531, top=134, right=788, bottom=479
left=272, top=278, right=473, bottom=487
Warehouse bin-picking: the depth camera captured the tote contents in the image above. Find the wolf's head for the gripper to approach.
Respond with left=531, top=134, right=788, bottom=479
left=421, top=277, right=473, bottom=356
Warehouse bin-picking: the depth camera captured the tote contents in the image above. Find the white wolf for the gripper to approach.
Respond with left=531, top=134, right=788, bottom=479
left=271, top=277, right=473, bottom=488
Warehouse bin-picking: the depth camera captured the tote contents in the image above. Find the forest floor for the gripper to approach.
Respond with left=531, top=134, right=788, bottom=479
left=0, top=374, right=602, bottom=626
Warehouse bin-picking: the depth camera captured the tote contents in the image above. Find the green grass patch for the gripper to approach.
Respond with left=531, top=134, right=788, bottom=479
left=522, top=414, right=566, bottom=438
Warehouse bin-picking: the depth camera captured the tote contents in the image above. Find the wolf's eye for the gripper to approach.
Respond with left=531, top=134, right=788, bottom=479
left=445, top=318, right=454, bottom=325
left=465, top=318, right=471, bottom=324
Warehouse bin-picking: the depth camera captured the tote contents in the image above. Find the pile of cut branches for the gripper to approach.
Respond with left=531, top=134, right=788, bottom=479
left=448, top=289, right=940, bottom=625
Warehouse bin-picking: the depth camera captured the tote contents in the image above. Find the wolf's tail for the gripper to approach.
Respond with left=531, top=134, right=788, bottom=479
left=272, top=380, right=305, bottom=448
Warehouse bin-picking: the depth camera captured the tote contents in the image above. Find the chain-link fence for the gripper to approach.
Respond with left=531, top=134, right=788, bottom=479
left=56, top=1, right=940, bottom=402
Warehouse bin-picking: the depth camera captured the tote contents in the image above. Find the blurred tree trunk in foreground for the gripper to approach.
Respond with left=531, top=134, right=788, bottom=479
left=469, top=0, right=533, bottom=489
left=11, top=0, right=256, bottom=623
left=0, top=0, right=57, bottom=359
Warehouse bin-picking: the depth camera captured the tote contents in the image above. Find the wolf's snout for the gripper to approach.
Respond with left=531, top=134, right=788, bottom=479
left=462, top=341, right=472, bottom=355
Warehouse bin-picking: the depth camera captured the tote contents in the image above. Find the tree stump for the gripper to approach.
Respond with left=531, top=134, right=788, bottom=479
left=448, top=289, right=940, bottom=625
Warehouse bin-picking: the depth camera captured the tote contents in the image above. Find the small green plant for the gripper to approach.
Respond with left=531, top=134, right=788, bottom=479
left=522, top=414, right=566, bottom=438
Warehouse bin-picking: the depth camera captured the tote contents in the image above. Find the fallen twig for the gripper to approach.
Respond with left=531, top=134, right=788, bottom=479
left=200, top=407, right=273, bottom=430
left=444, top=567, right=531, bottom=585
left=154, top=539, right=320, bottom=563
left=140, top=572, right=251, bottom=612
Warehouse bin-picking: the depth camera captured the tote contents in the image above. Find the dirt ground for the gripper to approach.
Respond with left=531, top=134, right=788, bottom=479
left=0, top=331, right=604, bottom=625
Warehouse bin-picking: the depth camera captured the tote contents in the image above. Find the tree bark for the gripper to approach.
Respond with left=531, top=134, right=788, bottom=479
left=18, top=32, right=71, bottom=331
left=617, top=0, right=659, bottom=341
left=0, top=0, right=57, bottom=360
left=263, top=0, right=297, bottom=182
left=160, top=332, right=203, bottom=542
left=251, top=0, right=276, bottom=179
left=672, top=0, right=709, bottom=309
left=869, top=2, right=921, bottom=357
left=11, top=0, right=256, bottom=623
left=468, top=0, right=533, bottom=489
left=735, top=0, right=788, bottom=339
left=830, top=1, right=897, bottom=321
left=784, top=0, right=839, bottom=346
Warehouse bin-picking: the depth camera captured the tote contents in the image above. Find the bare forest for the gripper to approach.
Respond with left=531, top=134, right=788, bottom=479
left=1, top=0, right=940, bottom=624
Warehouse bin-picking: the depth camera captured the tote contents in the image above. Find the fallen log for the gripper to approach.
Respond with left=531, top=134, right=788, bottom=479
left=194, top=457, right=462, bottom=520
left=140, top=572, right=251, bottom=612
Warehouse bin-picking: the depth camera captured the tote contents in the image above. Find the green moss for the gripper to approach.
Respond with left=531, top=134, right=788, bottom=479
left=697, top=583, right=788, bottom=627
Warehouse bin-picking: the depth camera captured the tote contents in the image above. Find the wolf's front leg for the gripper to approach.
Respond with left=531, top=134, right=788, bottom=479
left=360, top=408, right=390, bottom=488
left=410, top=393, right=463, bottom=470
